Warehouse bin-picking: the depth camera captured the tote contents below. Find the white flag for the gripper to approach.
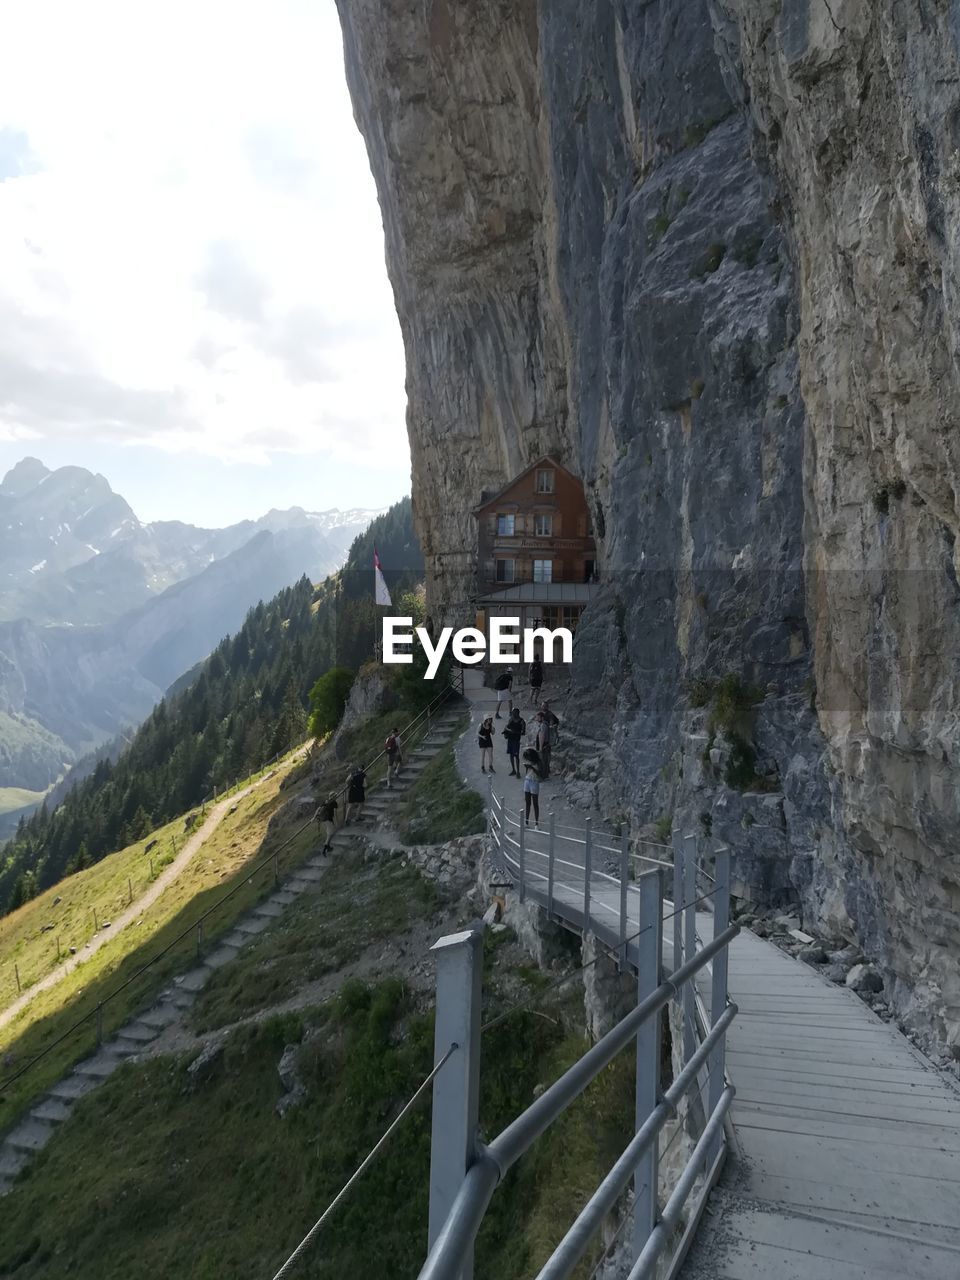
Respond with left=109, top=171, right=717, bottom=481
left=374, top=546, right=392, bottom=607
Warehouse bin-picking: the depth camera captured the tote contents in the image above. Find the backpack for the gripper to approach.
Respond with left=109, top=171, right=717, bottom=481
left=385, top=734, right=398, bottom=752
left=494, top=672, right=511, bottom=691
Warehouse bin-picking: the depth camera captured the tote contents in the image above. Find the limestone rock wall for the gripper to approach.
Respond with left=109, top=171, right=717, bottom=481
left=336, top=0, right=960, bottom=1051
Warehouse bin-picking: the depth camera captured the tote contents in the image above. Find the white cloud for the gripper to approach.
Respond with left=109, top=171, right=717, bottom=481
left=0, top=0, right=408, bottom=474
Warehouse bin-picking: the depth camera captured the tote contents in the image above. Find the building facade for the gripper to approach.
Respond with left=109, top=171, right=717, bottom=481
left=473, top=456, right=598, bottom=641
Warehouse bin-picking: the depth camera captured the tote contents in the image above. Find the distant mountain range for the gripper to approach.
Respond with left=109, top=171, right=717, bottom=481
left=0, top=458, right=387, bottom=797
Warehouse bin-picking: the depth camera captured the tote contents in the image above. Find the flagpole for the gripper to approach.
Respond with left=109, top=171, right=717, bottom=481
left=373, top=544, right=392, bottom=663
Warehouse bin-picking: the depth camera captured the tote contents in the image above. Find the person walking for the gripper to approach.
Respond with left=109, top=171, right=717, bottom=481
left=478, top=716, right=495, bottom=773
left=502, top=707, right=526, bottom=776
left=539, top=700, right=560, bottom=744
left=493, top=667, right=515, bottom=718
left=317, top=793, right=338, bottom=854
left=346, top=765, right=366, bottom=822
left=384, top=727, right=403, bottom=788
left=522, top=747, right=542, bottom=828
left=528, top=655, right=543, bottom=705
left=534, top=710, right=553, bottom=779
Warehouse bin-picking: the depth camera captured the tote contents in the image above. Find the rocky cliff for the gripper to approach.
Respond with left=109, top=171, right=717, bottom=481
left=336, top=1, right=960, bottom=1052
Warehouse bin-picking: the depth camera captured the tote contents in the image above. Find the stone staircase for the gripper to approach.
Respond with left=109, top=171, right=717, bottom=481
left=0, top=698, right=465, bottom=1196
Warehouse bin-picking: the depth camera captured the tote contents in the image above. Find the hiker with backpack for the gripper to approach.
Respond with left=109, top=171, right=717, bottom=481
left=502, top=707, right=526, bottom=776
left=493, top=667, right=514, bottom=718
left=478, top=716, right=495, bottom=773
left=346, top=765, right=366, bottom=822
left=522, top=746, right=543, bottom=828
left=317, top=793, right=338, bottom=854
left=384, top=727, right=403, bottom=788
left=528, top=656, right=543, bottom=705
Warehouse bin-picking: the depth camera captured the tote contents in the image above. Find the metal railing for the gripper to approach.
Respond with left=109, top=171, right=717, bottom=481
left=0, top=678, right=465, bottom=1110
left=420, top=819, right=737, bottom=1280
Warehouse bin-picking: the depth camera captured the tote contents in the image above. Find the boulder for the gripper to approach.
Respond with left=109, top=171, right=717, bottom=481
left=846, top=963, right=884, bottom=995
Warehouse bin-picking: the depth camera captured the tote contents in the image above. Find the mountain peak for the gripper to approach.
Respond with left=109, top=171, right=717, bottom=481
left=0, top=457, right=51, bottom=497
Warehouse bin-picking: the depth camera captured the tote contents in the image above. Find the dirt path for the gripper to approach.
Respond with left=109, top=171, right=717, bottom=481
left=0, top=783, right=264, bottom=1033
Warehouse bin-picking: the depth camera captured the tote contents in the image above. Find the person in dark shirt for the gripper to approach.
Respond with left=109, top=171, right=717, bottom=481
left=478, top=716, right=495, bottom=773
left=346, top=766, right=366, bottom=822
left=502, top=708, right=526, bottom=777
left=528, top=657, right=543, bottom=705
left=318, top=794, right=338, bottom=853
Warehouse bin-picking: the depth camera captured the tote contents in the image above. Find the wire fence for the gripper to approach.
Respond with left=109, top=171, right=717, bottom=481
left=0, top=678, right=465, bottom=1107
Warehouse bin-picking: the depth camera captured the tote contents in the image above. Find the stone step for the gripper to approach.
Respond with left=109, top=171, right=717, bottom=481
left=270, top=889, right=298, bottom=905
left=235, top=916, right=270, bottom=936
left=31, top=1098, right=72, bottom=1125
left=139, top=1004, right=181, bottom=1031
left=73, top=1051, right=123, bottom=1081
left=116, top=1022, right=157, bottom=1045
left=204, top=946, right=240, bottom=970
left=292, top=866, right=324, bottom=882
left=163, top=988, right=196, bottom=1011
left=175, top=966, right=213, bottom=993
left=220, top=931, right=249, bottom=950
left=49, top=1073, right=98, bottom=1102
left=5, top=1118, right=55, bottom=1154
left=0, top=1175, right=13, bottom=1197
left=110, top=1038, right=142, bottom=1059
left=282, top=879, right=311, bottom=894
left=0, top=1146, right=30, bottom=1180
left=253, top=901, right=284, bottom=919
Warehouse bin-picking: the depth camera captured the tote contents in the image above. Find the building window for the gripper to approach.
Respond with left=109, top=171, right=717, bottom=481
left=533, top=513, right=553, bottom=537
left=535, top=468, right=555, bottom=494
left=496, top=559, right=516, bottom=582
left=497, top=513, right=516, bottom=536
left=533, top=559, right=553, bottom=583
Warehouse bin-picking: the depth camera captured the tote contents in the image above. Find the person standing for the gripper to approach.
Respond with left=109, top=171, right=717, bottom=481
left=384, top=727, right=403, bottom=788
left=502, top=707, right=526, bottom=776
left=493, top=667, right=515, bottom=718
left=535, top=710, right=553, bottom=779
left=522, top=748, right=542, bottom=828
left=346, top=765, right=366, bottom=822
left=528, top=655, right=543, bottom=706
left=478, top=717, right=495, bottom=773
left=317, top=793, right=338, bottom=854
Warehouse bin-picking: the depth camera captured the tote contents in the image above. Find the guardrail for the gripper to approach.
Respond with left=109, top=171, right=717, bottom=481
left=0, top=677, right=465, bottom=1111
left=420, top=814, right=737, bottom=1280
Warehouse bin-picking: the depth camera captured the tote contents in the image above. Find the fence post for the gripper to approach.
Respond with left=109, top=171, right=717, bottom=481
left=583, top=817, right=593, bottom=931
left=428, top=929, right=482, bottom=1279
left=683, top=834, right=698, bottom=1066
left=273, top=851, right=280, bottom=886
left=93, top=907, right=99, bottom=932
left=487, top=774, right=495, bottom=853
left=14, top=963, right=21, bottom=994
left=128, top=877, right=133, bottom=904
left=196, top=920, right=204, bottom=961
left=707, top=847, right=731, bottom=1165
left=547, top=811, right=556, bottom=920
left=96, top=1002, right=103, bottom=1046
left=672, top=833, right=683, bottom=983
left=619, top=832, right=629, bottom=966
left=634, top=869, right=663, bottom=1258
left=56, top=936, right=61, bottom=962
left=519, top=807, right=526, bottom=903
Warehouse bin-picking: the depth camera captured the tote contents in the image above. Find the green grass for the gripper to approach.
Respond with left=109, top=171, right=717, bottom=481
left=0, top=754, right=317, bottom=1124
left=189, top=857, right=441, bottom=1033
left=0, top=787, right=46, bottom=817
left=397, top=743, right=485, bottom=845
left=0, top=972, right=633, bottom=1280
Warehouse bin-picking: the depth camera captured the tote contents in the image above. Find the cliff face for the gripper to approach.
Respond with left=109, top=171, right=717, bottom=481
left=336, top=1, right=960, bottom=1051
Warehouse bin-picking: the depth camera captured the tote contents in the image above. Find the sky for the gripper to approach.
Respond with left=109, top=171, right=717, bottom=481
left=0, top=0, right=410, bottom=527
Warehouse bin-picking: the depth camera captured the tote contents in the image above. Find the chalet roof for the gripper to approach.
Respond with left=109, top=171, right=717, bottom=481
left=473, top=455, right=584, bottom=515
left=476, top=581, right=599, bottom=606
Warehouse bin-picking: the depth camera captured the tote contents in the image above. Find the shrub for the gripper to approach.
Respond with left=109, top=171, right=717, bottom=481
left=308, top=666, right=355, bottom=737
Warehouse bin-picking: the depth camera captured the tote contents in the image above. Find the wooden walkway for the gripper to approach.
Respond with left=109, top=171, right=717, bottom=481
left=456, top=673, right=960, bottom=1277
left=682, top=924, right=960, bottom=1279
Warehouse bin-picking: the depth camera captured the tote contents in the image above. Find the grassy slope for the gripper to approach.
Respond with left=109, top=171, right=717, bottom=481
left=0, top=811, right=195, bottom=1012
left=398, top=740, right=486, bottom=845
left=0, top=943, right=633, bottom=1280
left=0, top=789, right=46, bottom=818
left=0, top=752, right=318, bottom=1123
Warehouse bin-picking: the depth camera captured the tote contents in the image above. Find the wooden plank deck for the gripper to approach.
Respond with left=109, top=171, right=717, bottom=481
left=681, top=926, right=960, bottom=1279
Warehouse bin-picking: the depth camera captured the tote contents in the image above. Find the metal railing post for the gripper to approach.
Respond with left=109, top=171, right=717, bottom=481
left=96, top=1002, right=103, bottom=1046
left=619, top=832, right=629, bottom=966
left=707, top=847, right=731, bottom=1165
left=583, top=818, right=593, bottom=929
left=519, top=808, right=527, bottom=903
left=487, top=775, right=495, bottom=853
left=682, top=835, right=698, bottom=1065
left=196, top=920, right=204, bottom=961
left=428, top=929, right=483, bottom=1280
left=634, top=869, right=663, bottom=1258
left=671, top=833, right=683, bottom=980
left=547, top=811, right=556, bottom=919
